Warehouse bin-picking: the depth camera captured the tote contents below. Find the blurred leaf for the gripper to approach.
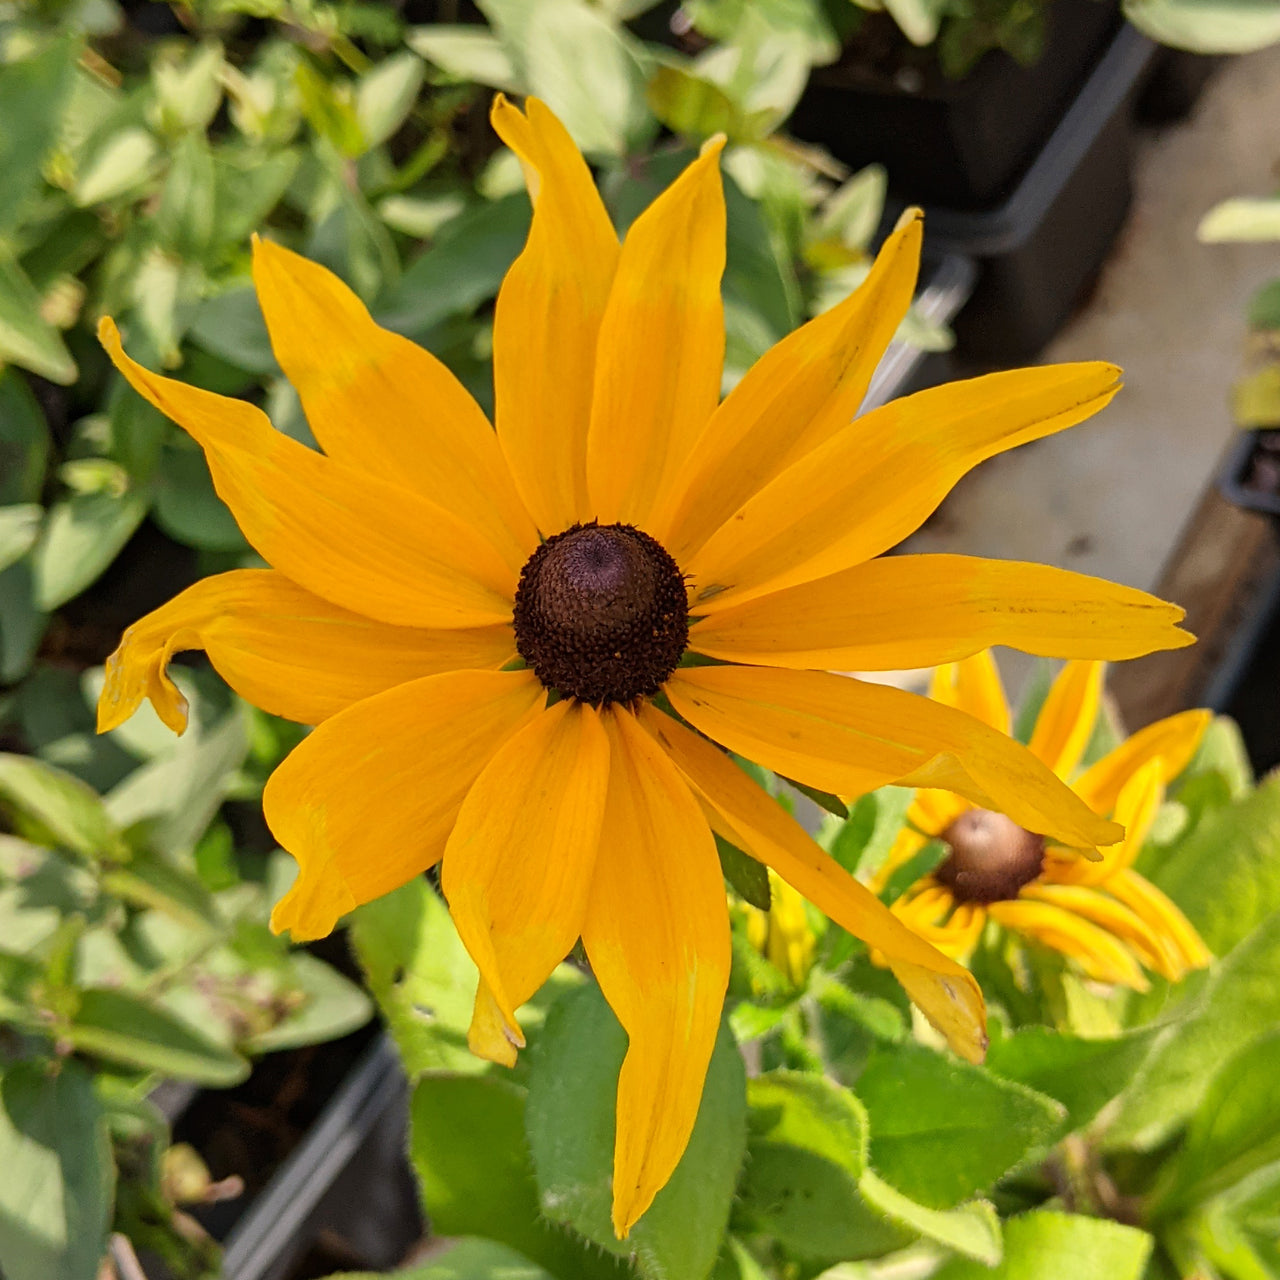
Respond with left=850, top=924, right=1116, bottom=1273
left=0, top=505, right=42, bottom=575
left=332, top=1239, right=560, bottom=1279
left=1126, top=0, right=1280, bottom=53
left=30, top=488, right=148, bottom=611
left=1152, top=770, right=1280, bottom=954
left=187, top=285, right=280, bottom=377
left=854, top=1041, right=1065, bottom=1208
left=295, top=61, right=365, bottom=159
left=0, top=38, right=79, bottom=230
left=860, top=1172, right=1002, bottom=1264
left=0, top=563, right=47, bottom=684
left=1249, top=278, right=1280, bottom=331
left=245, top=952, right=372, bottom=1053
left=718, top=834, right=771, bottom=909
left=1110, top=912, right=1280, bottom=1150
left=1156, top=1029, right=1280, bottom=1213
left=375, top=193, right=531, bottom=340
left=0, top=1058, right=114, bottom=1280
left=356, top=51, right=426, bottom=150
left=0, top=753, right=127, bottom=862
left=879, top=838, right=948, bottom=906
left=213, top=146, right=301, bottom=246
left=71, top=125, right=159, bottom=206
left=410, top=1073, right=626, bottom=1280
left=350, top=877, right=484, bottom=1077
left=63, top=988, right=250, bottom=1085
left=1233, top=366, right=1280, bottom=428
left=647, top=63, right=744, bottom=138
left=407, top=26, right=524, bottom=91
left=376, top=192, right=467, bottom=238
left=884, top=0, right=949, bottom=43
left=1178, top=714, right=1254, bottom=800
left=985, top=1025, right=1158, bottom=1133
left=0, top=248, right=77, bottom=384
left=0, top=372, right=51, bottom=506
left=933, top=1210, right=1151, bottom=1280
left=152, top=441, right=248, bottom=552
left=525, top=982, right=746, bottom=1280
left=101, top=855, right=219, bottom=932
left=813, top=165, right=888, bottom=253
left=151, top=40, right=224, bottom=135
left=154, top=134, right=218, bottom=257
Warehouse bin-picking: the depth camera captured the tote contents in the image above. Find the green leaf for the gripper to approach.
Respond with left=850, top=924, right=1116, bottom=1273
left=985, top=1025, right=1159, bottom=1133
left=0, top=562, right=46, bottom=683
left=0, top=753, right=127, bottom=862
left=0, top=505, right=42, bottom=575
left=409, top=1074, right=627, bottom=1280
left=187, top=285, right=280, bottom=377
left=853, top=1041, right=1065, bottom=1208
left=328, top=1238, right=559, bottom=1279
left=1180, top=715, right=1254, bottom=800
left=748, top=1070, right=866, bottom=1179
left=153, top=133, right=218, bottom=257
left=350, top=877, right=486, bottom=1077
left=245, top=952, right=373, bottom=1054
left=30, top=489, right=149, bottom=611
left=883, top=0, right=949, bottom=43
left=782, top=776, right=848, bottom=819
left=0, top=248, right=77, bottom=385
left=1249, top=278, right=1280, bottom=331
left=407, top=26, right=525, bottom=91
left=1155, top=1029, right=1280, bottom=1213
left=1151, top=771, right=1280, bottom=954
left=375, top=193, right=531, bottom=340
left=151, top=441, right=247, bottom=552
left=71, top=125, right=160, bottom=206
left=525, top=982, right=747, bottom=1280
left=646, top=63, right=744, bottom=139
left=717, top=834, right=771, bottom=909
left=1109, top=913, right=1280, bottom=1150
left=0, top=371, right=52, bottom=506
left=0, top=1059, right=114, bottom=1280
left=859, top=1171, right=1002, bottom=1265
left=932, top=1209, right=1152, bottom=1280
left=63, top=988, right=250, bottom=1085
left=0, top=39, right=79, bottom=229
left=356, top=51, right=426, bottom=150
left=151, top=40, right=224, bottom=134
left=879, top=838, right=948, bottom=906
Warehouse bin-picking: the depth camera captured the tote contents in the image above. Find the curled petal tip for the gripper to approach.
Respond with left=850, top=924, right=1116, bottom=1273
left=699, top=132, right=728, bottom=159
left=895, top=206, right=924, bottom=232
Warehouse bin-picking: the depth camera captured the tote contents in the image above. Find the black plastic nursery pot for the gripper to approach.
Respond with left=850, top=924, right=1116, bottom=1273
left=788, top=0, right=1120, bottom=211
left=919, top=23, right=1158, bottom=363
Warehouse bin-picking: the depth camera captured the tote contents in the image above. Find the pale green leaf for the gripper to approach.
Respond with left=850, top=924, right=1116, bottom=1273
left=356, top=51, right=425, bottom=151
left=406, top=26, right=525, bottom=91
left=0, top=249, right=77, bottom=385
left=0, top=505, right=41, bottom=574
left=71, top=126, right=159, bottom=206
left=30, top=489, right=149, bottom=611
left=859, top=1171, right=1002, bottom=1265
left=0, top=752, right=127, bottom=861
left=1125, top=0, right=1280, bottom=53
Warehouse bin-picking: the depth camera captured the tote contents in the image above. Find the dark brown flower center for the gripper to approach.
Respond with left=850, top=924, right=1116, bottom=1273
left=934, top=809, right=1045, bottom=904
left=512, top=521, right=689, bottom=705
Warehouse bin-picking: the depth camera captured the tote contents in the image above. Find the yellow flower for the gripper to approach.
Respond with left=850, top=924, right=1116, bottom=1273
left=95, top=96, right=1191, bottom=1235
left=882, top=652, right=1213, bottom=989
left=742, top=872, right=819, bottom=988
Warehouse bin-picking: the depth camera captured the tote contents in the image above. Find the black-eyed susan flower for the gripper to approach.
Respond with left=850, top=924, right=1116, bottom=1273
left=96, top=96, right=1193, bottom=1235
left=882, top=652, right=1213, bottom=989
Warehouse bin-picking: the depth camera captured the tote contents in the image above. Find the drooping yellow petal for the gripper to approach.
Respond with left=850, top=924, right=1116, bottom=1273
left=687, top=363, right=1122, bottom=614
left=252, top=236, right=537, bottom=572
left=986, top=898, right=1149, bottom=989
left=1028, top=660, right=1106, bottom=779
left=637, top=702, right=987, bottom=1063
left=100, top=319, right=515, bottom=628
left=929, top=651, right=1011, bottom=736
left=667, top=666, right=1121, bottom=851
left=1106, top=870, right=1212, bottom=975
left=688, top=555, right=1193, bottom=670
left=582, top=707, right=729, bottom=1238
left=491, top=95, right=620, bottom=534
left=586, top=139, right=727, bottom=528
left=96, top=569, right=515, bottom=735
left=442, top=700, right=609, bottom=1056
left=652, top=212, right=922, bottom=559
left=1073, top=708, right=1212, bottom=815
left=265, top=670, right=543, bottom=941
left=1050, top=758, right=1166, bottom=887
left=1019, top=882, right=1169, bottom=974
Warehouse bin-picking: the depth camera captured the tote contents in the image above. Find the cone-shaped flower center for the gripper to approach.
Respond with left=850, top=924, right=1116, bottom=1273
left=513, top=521, right=689, bottom=704
left=935, top=808, right=1046, bottom=903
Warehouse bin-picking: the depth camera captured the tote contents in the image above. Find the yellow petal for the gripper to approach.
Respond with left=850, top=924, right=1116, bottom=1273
left=1019, top=882, right=1169, bottom=974
left=688, top=554, right=1193, bottom=670
left=637, top=702, right=986, bottom=1063
left=1029, top=660, right=1106, bottom=779
left=929, top=651, right=1010, bottom=736
left=653, top=212, right=922, bottom=559
left=1073, top=708, right=1212, bottom=815
left=1106, top=870, right=1212, bottom=974
left=96, top=569, right=516, bottom=735
left=687, top=362, right=1122, bottom=614
left=586, top=140, right=726, bottom=528
left=582, top=707, right=729, bottom=1238
left=100, top=318, right=515, bottom=628
left=491, top=95, right=620, bottom=534
left=667, top=666, right=1122, bottom=851
left=252, top=236, right=537, bottom=572
left=265, top=669, right=543, bottom=941
left=442, top=700, right=609, bottom=1051
left=910, top=788, right=970, bottom=836
left=986, top=897, right=1149, bottom=990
